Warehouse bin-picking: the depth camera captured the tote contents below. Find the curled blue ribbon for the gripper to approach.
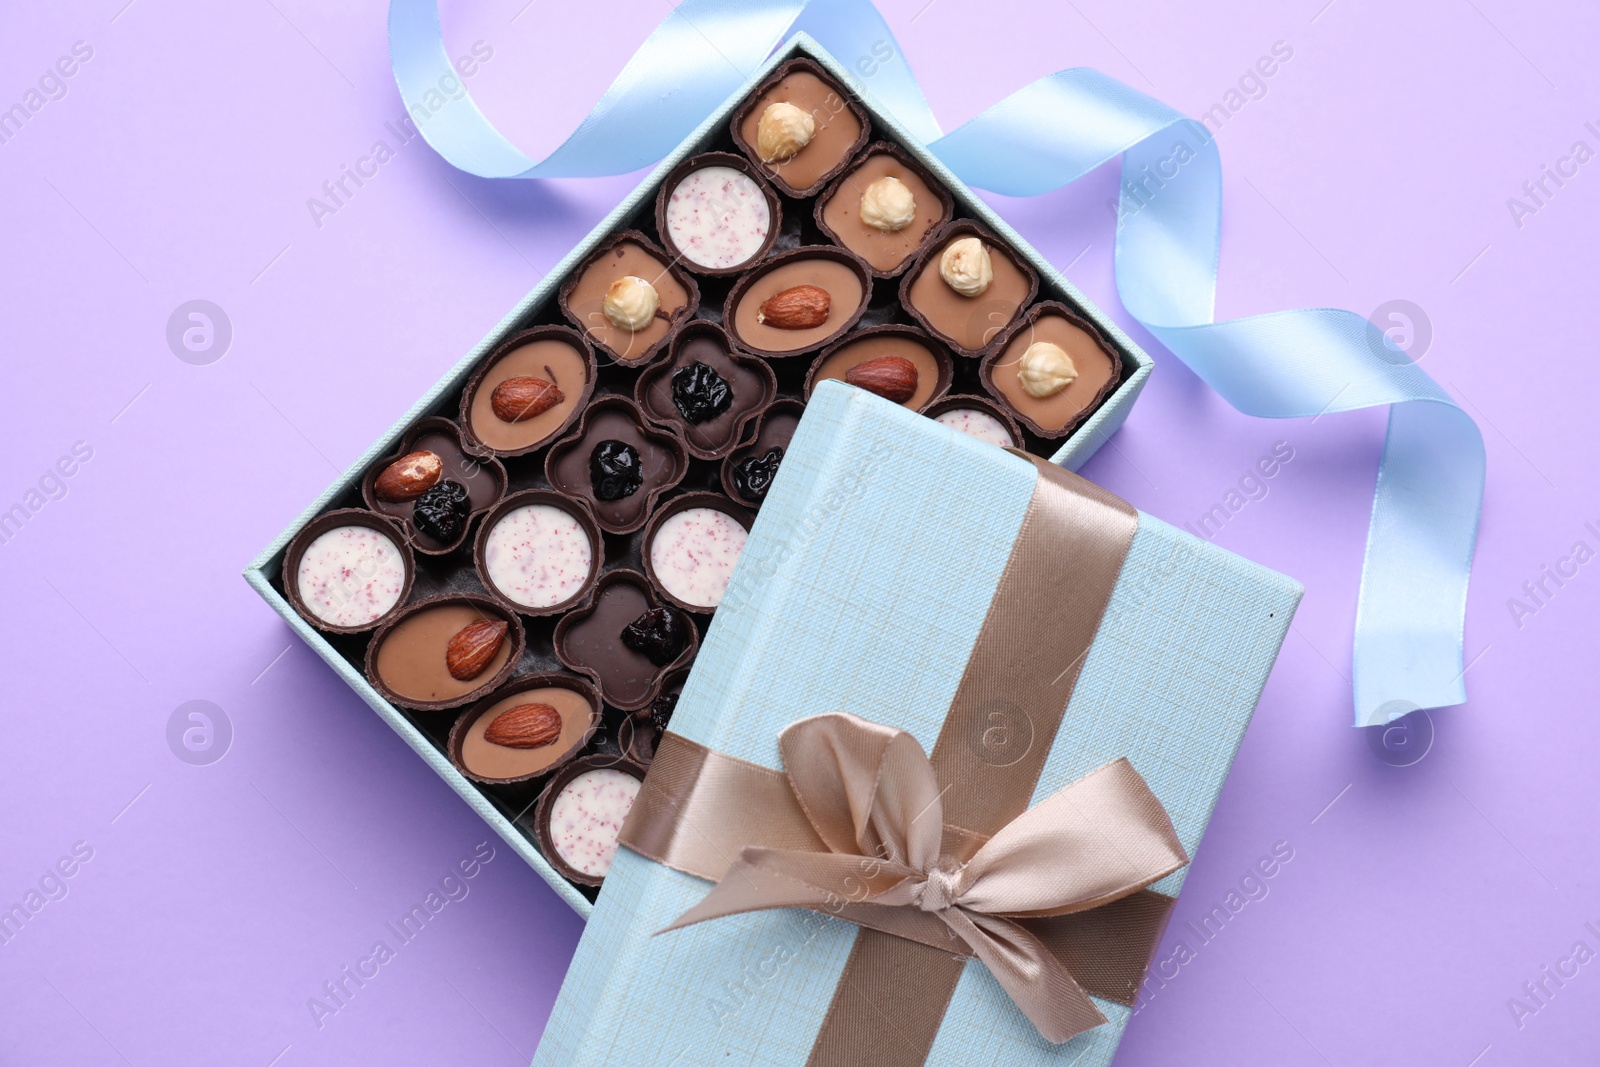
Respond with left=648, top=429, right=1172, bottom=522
left=389, top=0, right=1482, bottom=726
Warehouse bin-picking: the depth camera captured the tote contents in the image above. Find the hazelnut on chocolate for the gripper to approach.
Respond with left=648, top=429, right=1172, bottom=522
left=603, top=276, right=660, bottom=331
left=939, top=237, right=993, bottom=297
left=757, top=102, right=814, bottom=162
left=1018, top=341, right=1077, bottom=398
left=860, top=176, right=916, bottom=232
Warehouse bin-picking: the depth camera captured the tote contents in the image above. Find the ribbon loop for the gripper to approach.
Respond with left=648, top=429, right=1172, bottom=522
left=779, top=713, right=943, bottom=870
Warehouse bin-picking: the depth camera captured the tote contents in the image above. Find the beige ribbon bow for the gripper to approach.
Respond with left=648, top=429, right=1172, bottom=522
left=658, top=713, right=1189, bottom=1043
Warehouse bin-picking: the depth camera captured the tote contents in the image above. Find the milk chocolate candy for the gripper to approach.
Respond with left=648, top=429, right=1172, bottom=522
left=449, top=673, right=601, bottom=785
left=724, top=247, right=872, bottom=358
left=815, top=141, right=953, bottom=278
left=559, top=230, right=698, bottom=367
left=981, top=301, right=1122, bottom=439
left=900, top=220, right=1039, bottom=357
left=730, top=57, right=870, bottom=199
left=460, top=326, right=597, bottom=457
left=365, top=594, right=524, bottom=711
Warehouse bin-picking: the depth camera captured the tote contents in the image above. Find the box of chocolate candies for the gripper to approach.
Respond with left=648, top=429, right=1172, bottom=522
left=246, top=38, right=1155, bottom=914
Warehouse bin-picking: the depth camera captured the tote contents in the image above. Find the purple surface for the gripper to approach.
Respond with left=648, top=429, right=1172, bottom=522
left=0, top=0, right=1593, bottom=1063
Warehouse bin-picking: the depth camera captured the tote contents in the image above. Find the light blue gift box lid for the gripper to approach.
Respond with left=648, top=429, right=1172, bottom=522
left=533, top=381, right=1302, bottom=1067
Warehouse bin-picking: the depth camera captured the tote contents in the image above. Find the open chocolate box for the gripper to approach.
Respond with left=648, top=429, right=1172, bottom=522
left=245, top=36, right=1155, bottom=915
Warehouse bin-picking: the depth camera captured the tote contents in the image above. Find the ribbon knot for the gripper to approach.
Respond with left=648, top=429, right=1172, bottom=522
left=656, top=713, right=1188, bottom=1043
left=913, top=864, right=962, bottom=913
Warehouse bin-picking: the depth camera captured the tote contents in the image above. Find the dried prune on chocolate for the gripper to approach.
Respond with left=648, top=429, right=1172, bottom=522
left=589, top=439, right=643, bottom=501
left=621, top=606, right=690, bottom=666
left=412, top=480, right=471, bottom=542
left=732, top=446, right=784, bottom=502
left=671, top=362, right=733, bottom=424
left=648, top=692, right=679, bottom=734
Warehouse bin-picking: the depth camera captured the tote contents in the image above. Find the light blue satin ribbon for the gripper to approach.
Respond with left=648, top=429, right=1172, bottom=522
left=389, top=0, right=1482, bottom=726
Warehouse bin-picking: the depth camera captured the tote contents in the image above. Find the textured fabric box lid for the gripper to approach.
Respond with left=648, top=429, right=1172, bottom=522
left=533, top=380, right=1302, bottom=1067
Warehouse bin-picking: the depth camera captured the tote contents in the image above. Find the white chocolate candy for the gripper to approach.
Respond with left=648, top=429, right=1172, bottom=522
left=665, top=166, right=771, bottom=270
left=549, top=768, right=641, bottom=878
left=602, top=276, right=660, bottom=331
left=649, top=507, right=748, bottom=609
left=756, top=102, right=814, bottom=162
left=483, top=504, right=593, bottom=610
left=859, top=176, right=916, bottom=232
left=296, top=525, right=406, bottom=627
left=939, top=237, right=993, bottom=298
left=934, top=408, right=1014, bottom=447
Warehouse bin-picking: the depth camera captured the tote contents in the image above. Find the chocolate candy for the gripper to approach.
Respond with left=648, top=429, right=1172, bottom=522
left=726, top=248, right=871, bottom=358
left=982, top=302, right=1122, bottom=439
left=461, top=326, right=597, bottom=457
left=731, top=57, right=870, bottom=198
left=365, top=595, right=523, bottom=711
left=636, top=321, right=775, bottom=461
left=559, top=230, right=698, bottom=366
left=722, top=399, right=803, bottom=508
left=554, top=570, right=697, bottom=710
left=450, top=675, right=601, bottom=785
left=546, top=396, right=688, bottom=535
left=362, top=417, right=505, bottom=554
left=901, top=221, right=1040, bottom=355
left=656, top=152, right=781, bottom=274
left=806, top=325, right=952, bottom=412
left=815, top=142, right=952, bottom=277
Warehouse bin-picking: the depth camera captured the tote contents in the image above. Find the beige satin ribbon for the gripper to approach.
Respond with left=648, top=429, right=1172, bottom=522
left=619, top=454, right=1179, bottom=1059
left=641, top=714, right=1185, bottom=1043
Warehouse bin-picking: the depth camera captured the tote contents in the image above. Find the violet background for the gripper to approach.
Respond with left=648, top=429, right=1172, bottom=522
left=1, top=0, right=1594, bottom=1063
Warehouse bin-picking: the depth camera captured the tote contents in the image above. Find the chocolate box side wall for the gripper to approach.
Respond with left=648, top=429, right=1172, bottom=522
left=244, top=34, right=1156, bottom=920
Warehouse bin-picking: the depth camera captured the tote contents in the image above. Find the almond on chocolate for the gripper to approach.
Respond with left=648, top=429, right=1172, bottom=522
left=484, top=703, right=563, bottom=748
left=845, top=355, right=918, bottom=403
left=446, top=618, right=508, bottom=681
left=756, top=285, right=831, bottom=330
left=491, top=376, right=564, bottom=423
left=374, top=450, right=443, bottom=502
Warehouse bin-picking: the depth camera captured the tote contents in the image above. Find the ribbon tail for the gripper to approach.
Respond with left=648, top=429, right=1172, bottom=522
left=932, top=65, right=1484, bottom=728
left=657, top=847, right=915, bottom=934
left=942, top=908, right=1106, bottom=1044
left=388, top=0, right=807, bottom=179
